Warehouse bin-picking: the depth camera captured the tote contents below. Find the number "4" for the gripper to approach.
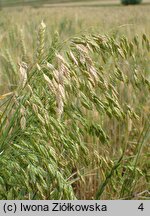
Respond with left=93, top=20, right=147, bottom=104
left=138, top=203, right=144, bottom=211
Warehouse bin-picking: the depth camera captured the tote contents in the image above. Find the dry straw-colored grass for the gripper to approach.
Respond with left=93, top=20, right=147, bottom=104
left=0, top=3, right=150, bottom=200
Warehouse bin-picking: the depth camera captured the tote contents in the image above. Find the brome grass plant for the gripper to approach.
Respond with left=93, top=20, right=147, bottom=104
left=0, top=19, right=149, bottom=199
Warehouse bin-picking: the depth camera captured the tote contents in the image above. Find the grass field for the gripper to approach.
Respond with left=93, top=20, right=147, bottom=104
left=0, top=0, right=150, bottom=200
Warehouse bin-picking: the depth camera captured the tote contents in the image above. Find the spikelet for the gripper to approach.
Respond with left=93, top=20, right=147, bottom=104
left=46, top=57, right=66, bottom=119
left=69, top=51, right=78, bottom=66
left=142, top=33, right=150, bottom=51
left=27, top=84, right=33, bottom=95
left=127, top=115, right=132, bottom=133
left=20, top=105, right=26, bottom=130
left=20, top=116, right=26, bottom=130
left=56, top=53, right=65, bottom=85
left=76, top=44, right=88, bottom=54
left=58, top=83, right=65, bottom=100
left=85, top=55, right=98, bottom=85
left=47, top=62, right=55, bottom=70
left=43, top=73, right=51, bottom=84
left=37, top=21, right=46, bottom=62
left=59, top=62, right=70, bottom=82
left=32, top=104, right=39, bottom=115
left=18, top=61, right=28, bottom=88
left=0, top=92, right=13, bottom=100
left=56, top=85, right=64, bottom=120
left=43, top=73, right=56, bottom=94
left=56, top=53, right=69, bottom=66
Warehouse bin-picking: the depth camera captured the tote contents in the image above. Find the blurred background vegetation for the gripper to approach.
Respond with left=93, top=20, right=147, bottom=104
left=0, top=0, right=149, bottom=200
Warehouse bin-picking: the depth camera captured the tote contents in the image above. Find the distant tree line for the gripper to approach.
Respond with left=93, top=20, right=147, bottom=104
left=121, top=0, right=142, bottom=4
